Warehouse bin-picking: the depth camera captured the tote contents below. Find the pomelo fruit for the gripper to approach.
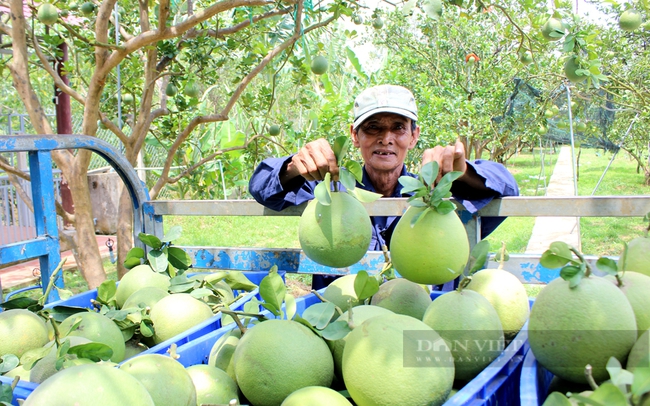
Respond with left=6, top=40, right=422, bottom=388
left=310, top=56, right=328, bottom=75
left=124, top=340, right=148, bottom=360
left=0, top=309, right=50, bottom=358
left=541, top=17, right=564, bottom=41
left=122, top=286, right=169, bottom=310
left=606, top=272, right=650, bottom=337
left=342, top=313, right=454, bottom=406
left=299, top=192, right=372, bottom=268
left=115, top=264, right=170, bottom=308
left=619, top=9, right=643, bottom=32
left=165, top=83, right=178, bottom=97
left=352, top=15, right=363, bottom=25
left=149, top=293, right=214, bottom=345
left=281, top=386, right=352, bottom=405
left=183, top=82, right=200, bottom=98
left=30, top=336, right=93, bottom=384
left=327, top=305, right=394, bottom=379
left=23, top=363, right=155, bottom=406
left=520, top=50, right=533, bottom=65
left=122, top=93, right=134, bottom=103
left=528, top=276, right=637, bottom=383
left=79, top=2, right=96, bottom=16
left=59, top=311, right=126, bottom=362
left=626, top=328, right=650, bottom=372
left=322, top=274, right=363, bottom=311
left=208, top=328, right=242, bottom=383
left=3, top=364, right=32, bottom=382
left=465, top=268, right=530, bottom=340
left=120, top=354, right=196, bottom=406
left=186, top=364, right=239, bottom=406
left=37, top=3, right=58, bottom=25
left=233, top=319, right=334, bottom=406
left=620, top=236, right=650, bottom=276
left=269, top=124, right=281, bottom=136
left=369, top=278, right=432, bottom=319
left=575, top=122, right=587, bottom=132
left=390, top=206, right=470, bottom=285
left=372, top=16, right=384, bottom=29
left=422, top=289, right=504, bottom=381
left=564, top=56, right=586, bottom=83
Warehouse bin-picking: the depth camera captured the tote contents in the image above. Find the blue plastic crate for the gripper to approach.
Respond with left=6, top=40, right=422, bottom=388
left=2, top=270, right=278, bottom=405
left=170, top=289, right=532, bottom=405
left=519, top=349, right=557, bottom=406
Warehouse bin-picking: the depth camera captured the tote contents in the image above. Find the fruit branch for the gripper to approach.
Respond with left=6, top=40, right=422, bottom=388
left=584, top=364, right=599, bottom=391
left=38, top=258, right=68, bottom=307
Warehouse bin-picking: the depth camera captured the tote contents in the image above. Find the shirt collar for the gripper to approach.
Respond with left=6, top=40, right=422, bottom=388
left=360, top=165, right=414, bottom=197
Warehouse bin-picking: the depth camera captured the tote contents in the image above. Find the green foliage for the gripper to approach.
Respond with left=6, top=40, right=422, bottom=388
left=124, top=226, right=192, bottom=277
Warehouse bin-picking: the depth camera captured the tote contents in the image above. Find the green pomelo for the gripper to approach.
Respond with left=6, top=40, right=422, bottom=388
left=186, top=364, right=239, bottom=406
left=299, top=193, right=372, bottom=268
left=165, top=83, right=178, bottom=97
left=281, top=386, right=352, bottom=406
left=327, top=305, right=394, bottom=379
left=619, top=9, right=643, bottom=31
left=528, top=276, right=638, bottom=383
left=59, top=311, right=126, bottom=362
left=310, top=56, right=328, bottom=75
left=0, top=309, right=50, bottom=358
left=269, top=124, right=281, bottom=136
left=372, top=17, right=384, bottom=29
left=626, top=328, right=650, bottom=372
left=541, top=17, right=564, bottom=41
left=322, top=274, right=363, bottom=311
left=208, top=328, right=242, bottom=384
left=369, top=278, right=432, bottom=319
left=30, top=336, right=92, bottom=384
left=23, top=364, right=155, bottom=406
left=124, top=340, right=148, bottom=360
left=390, top=206, right=470, bottom=285
left=465, top=268, right=530, bottom=340
left=620, top=237, right=650, bottom=276
left=116, top=264, right=170, bottom=308
left=79, top=2, right=96, bottom=16
left=342, top=313, right=454, bottom=406
left=564, top=56, right=586, bottom=83
left=183, top=82, right=200, bottom=98
left=3, top=364, right=32, bottom=382
left=37, top=3, right=58, bottom=25
left=120, top=354, right=196, bottom=406
left=606, top=272, right=650, bottom=336
left=520, top=50, right=533, bottom=65
left=422, top=289, right=504, bottom=382
left=122, top=286, right=169, bottom=310
left=233, top=319, right=334, bottom=406
left=149, top=293, right=214, bottom=345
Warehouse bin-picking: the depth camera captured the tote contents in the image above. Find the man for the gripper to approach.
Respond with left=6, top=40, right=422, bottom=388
left=249, top=84, right=519, bottom=288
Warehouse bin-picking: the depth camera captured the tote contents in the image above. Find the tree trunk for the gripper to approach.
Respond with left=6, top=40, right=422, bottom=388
left=116, top=187, right=134, bottom=279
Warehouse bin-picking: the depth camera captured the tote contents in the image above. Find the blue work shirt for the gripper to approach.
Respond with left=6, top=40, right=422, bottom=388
left=248, top=155, right=519, bottom=250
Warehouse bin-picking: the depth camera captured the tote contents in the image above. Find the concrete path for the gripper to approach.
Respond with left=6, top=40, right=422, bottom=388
left=525, top=145, right=581, bottom=253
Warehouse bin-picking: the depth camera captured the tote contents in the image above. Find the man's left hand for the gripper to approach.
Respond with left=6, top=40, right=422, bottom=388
left=421, top=139, right=467, bottom=184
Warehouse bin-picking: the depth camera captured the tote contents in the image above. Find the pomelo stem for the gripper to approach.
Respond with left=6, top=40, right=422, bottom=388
left=312, top=290, right=344, bottom=316
left=49, top=315, right=62, bottom=346
left=38, top=258, right=67, bottom=306
left=569, top=246, right=592, bottom=277
left=584, top=364, right=599, bottom=391
left=498, top=241, right=507, bottom=270
left=457, top=276, right=472, bottom=292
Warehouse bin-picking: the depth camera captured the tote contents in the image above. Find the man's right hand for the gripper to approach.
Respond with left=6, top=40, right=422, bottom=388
left=282, top=138, right=339, bottom=183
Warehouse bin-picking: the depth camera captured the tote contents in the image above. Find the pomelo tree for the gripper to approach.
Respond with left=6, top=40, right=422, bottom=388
left=0, top=0, right=347, bottom=287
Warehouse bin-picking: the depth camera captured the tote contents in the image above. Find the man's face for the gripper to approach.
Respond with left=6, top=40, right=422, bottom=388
left=351, top=112, right=420, bottom=173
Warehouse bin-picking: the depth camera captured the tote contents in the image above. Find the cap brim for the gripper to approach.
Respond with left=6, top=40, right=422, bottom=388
left=353, top=107, right=418, bottom=130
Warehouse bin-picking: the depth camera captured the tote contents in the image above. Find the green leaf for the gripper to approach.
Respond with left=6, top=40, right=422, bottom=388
left=332, top=136, right=350, bottom=166
left=540, top=242, right=574, bottom=269
left=339, top=169, right=357, bottom=192
left=468, top=240, right=491, bottom=274
left=631, top=366, right=650, bottom=398
left=606, top=356, right=634, bottom=389
left=123, top=257, right=142, bottom=269
left=20, top=345, right=52, bottom=369
left=125, top=247, right=145, bottom=261
left=168, top=247, right=192, bottom=270
left=190, top=288, right=213, bottom=300
left=1, top=382, right=14, bottom=403
left=347, top=187, right=382, bottom=203
left=138, top=233, right=162, bottom=250
left=353, top=271, right=379, bottom=301
left=559, top=265, right=582, bottom=281
left=162, top=225, right=182, bottom=242
left=588, top=382, right=628, bottom=405
left=399, top=176, right=425, bottom=194
left=0, top=355, right=19, bottom=374
left=319, top=320, right=352, bottom=340
left=224, top=272, right=257, bottom=292
left=410, top=207, right=430, bottom=227
left=148, top=249, right=169, bottom=273
left=542, top=392, right=573, bottom=406
left=284, top=294, right=296, bottom=321
left=344, top=161, right=363, bottom=184
left=302, top=302, right=336, bottom=330
left=423, top=0, right=443, bottom=19
left=420, top=161, right=438, bottom=187
left=434, top=200, right=457, bottom=215
left=140, top=319, right=154, bottom=337
left=97, top=280, right=117, bottom=304
left=48, top=305, right=88, bottom=323
left=0, top=296, right=39, bottom=310
left=259, top=268, right=286, bottom=317
left=596, top=257, right=618, bottom=275
left=567, top=272, right=583, bottom=288
left=314, top=175, right=331, bottom=206
left=67, top=343, right=114, bottom=362
left=168, top=275, right=196, bottom=293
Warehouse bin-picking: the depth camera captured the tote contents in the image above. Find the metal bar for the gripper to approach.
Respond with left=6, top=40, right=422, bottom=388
left=148, top=196, right=650, bottom=218
left=0, top=237, right=49, bottom=264
left=28, top=150, right=62, bottom=302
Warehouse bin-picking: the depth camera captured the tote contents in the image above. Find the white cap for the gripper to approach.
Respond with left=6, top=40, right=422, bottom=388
left=352, top=85, right=418, bottom=130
